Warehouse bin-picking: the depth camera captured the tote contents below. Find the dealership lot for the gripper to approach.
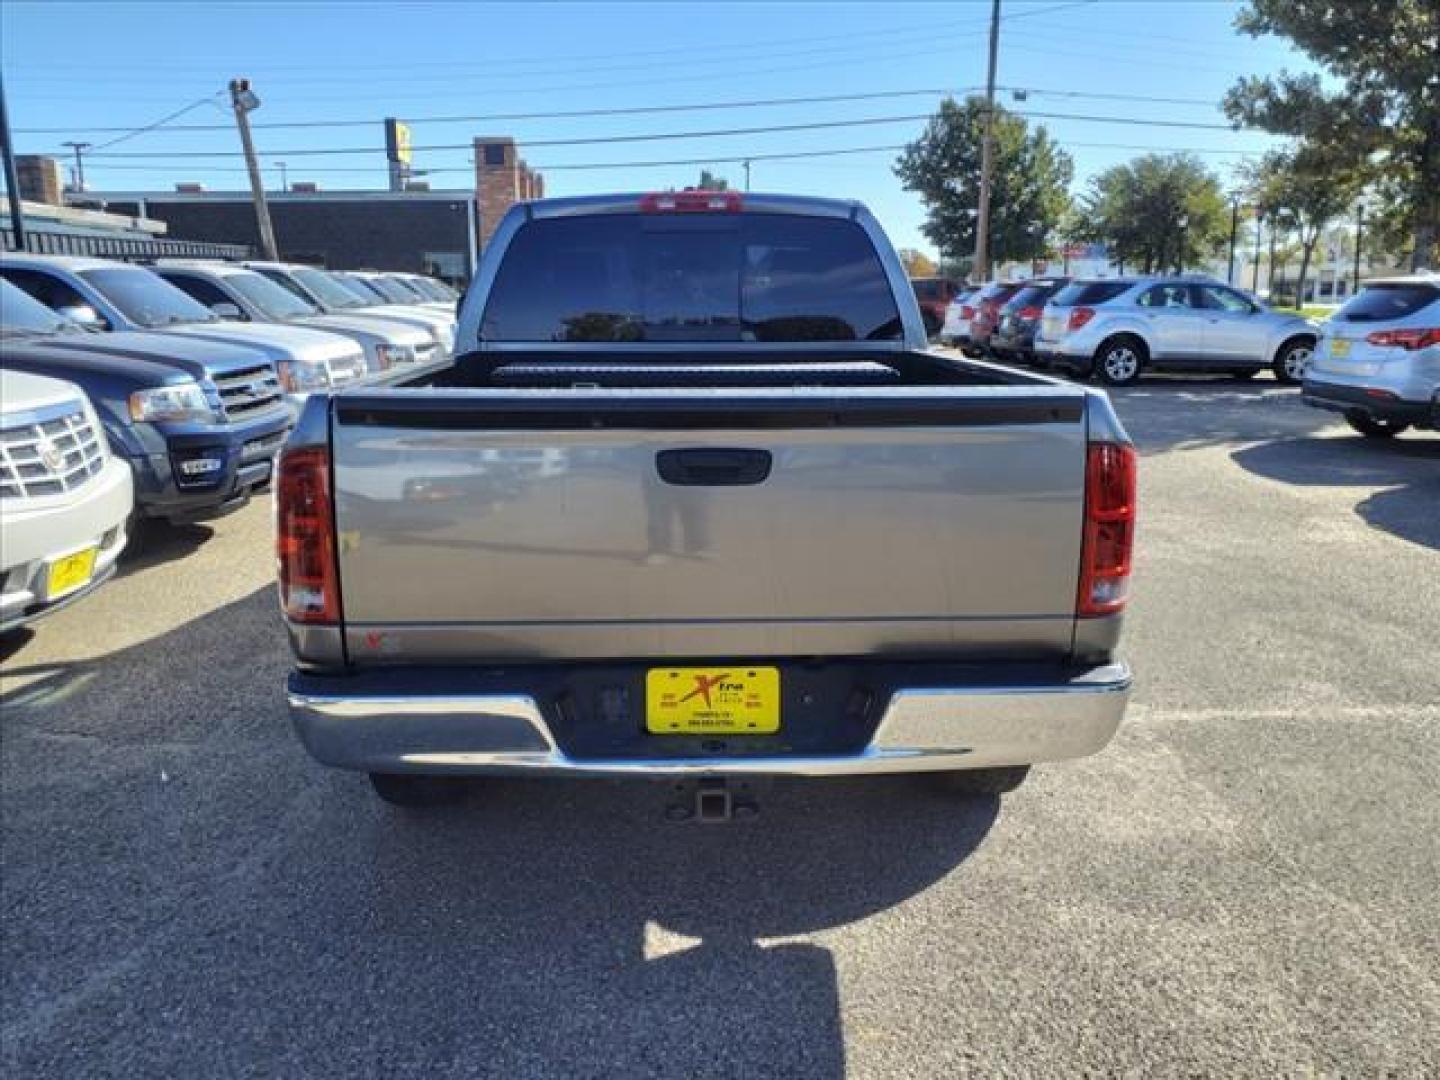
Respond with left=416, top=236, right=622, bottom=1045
left=2, top=378, right=1437, bottom=1077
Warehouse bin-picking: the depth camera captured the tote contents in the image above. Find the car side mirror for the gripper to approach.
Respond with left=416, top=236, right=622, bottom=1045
left=210, top=302, right=244, bottom=320
left=57, top=303, right=106, bottom=329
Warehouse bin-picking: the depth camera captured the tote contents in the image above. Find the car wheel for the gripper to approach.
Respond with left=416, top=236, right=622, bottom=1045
left=1095, top=337, right=1145, bottom=386
left=1272, top=338, right=1314, bottom=384
left=1229, top=368, right=1260, bottom=380
left=1345, top=412, right=1411, bottom=439
left=369, top=772, right=469, bottom=807
left=930, top=766, right=1031, bottom=796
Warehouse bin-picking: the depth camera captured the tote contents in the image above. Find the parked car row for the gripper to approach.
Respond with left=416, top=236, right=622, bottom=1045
left=0, top=253, right=459, bottom=632
left=941, top=273, right=1320, bottom=386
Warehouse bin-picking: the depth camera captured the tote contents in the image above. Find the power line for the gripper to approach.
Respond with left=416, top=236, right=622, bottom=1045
left=17, top=83, right=1232, bottom=140
left=90, top=93, right=227, bottom=151
left=24, top=88, right=972, bottom=137
left=77, top=138, right=1266, bottom=180
left=79, top=106, right=1257, bottom=162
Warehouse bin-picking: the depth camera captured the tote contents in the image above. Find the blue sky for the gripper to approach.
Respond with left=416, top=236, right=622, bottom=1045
left=1, top=0, right=1311, bottom=253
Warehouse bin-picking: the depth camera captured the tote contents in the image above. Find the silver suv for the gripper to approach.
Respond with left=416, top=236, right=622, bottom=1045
left=1303, top=273, right=1439, bottom=438
left=1033, top=275, right=1318, bottom=386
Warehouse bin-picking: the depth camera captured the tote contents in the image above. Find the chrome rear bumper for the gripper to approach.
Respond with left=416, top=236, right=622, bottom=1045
left=289, top=661, right=1131, bottom=777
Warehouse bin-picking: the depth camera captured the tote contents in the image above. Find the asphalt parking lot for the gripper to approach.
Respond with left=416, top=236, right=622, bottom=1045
left=3, top=375, right=1437, bottom=1078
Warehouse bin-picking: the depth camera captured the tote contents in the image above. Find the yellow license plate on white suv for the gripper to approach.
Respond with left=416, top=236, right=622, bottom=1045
left=645, top=667, right=780, bottom=735
left=45, top=547, right=97, bottom=599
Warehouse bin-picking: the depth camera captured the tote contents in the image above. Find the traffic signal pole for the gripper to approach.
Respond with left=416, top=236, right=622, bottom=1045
left=230, top=78, right=279, bottom=260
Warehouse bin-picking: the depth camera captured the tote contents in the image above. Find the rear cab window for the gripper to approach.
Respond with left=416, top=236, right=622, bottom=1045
left=1335, top=283, right=1440, bottom=323
left=482, top=213, right=903, bottom=343
left=1050, top=281, right=1131, bottom=308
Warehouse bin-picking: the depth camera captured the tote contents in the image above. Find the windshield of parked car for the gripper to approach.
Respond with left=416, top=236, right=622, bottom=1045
left=482, top=212, right=903, bottom=342
left=382, top=276, right=427, bottom=300
left=79, top=266, right=218, bottom=327
left=285, top=269, right=366, bottom=309
left=412, top=277, right=457, bottom=300
left=224, top=270, right=321, bottom=319
left=1335, top=283, right=1439, bottom=322
left=360, top=276, right=417, bottom=304
left=1051, top=281, right=1132, bottom=307
left=0, top=278, right=84, bottom=335
left=1005, top=283, right=1061, bottom=311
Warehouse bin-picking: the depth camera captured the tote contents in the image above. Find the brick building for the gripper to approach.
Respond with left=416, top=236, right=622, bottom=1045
left=474, top=137, right=545, bottom=247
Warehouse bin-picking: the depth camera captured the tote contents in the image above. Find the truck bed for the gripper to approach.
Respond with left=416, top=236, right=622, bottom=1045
left=324, top=352, right=1092, bottom=666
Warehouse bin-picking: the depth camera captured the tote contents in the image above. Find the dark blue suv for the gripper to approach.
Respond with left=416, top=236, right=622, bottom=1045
left=1, top=279, right=291, bottom=523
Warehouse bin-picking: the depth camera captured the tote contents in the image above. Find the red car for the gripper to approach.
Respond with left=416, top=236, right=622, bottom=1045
left=910, top=277, right=962, bottom=336
left=967, top=281, right=1025, bottom=355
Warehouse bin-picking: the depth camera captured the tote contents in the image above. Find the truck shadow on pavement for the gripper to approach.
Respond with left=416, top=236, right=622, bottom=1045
left=1231, top=433, right=1440, bottom=552
left=1, top=586, right=997, bottom=1079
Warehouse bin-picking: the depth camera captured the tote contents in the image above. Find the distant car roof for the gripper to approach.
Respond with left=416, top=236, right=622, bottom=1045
left=0, top=253, right=123, bottom=272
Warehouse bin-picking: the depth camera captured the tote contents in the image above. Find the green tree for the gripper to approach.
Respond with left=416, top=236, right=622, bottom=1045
left=1223, top=0, right=1440, bottom=269
left=1240, top=147, right=1363, bottom=307
left=1074, top=153, right=1228, bottom=273
left=695, top=170, right=729, bottom=191
left=894, top=96, right=1073, bottom=270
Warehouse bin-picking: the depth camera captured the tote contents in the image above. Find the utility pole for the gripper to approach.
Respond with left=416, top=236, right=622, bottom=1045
left=62, top=141, right=91, bottom=192
left=0, top=72, right=27, bottom=252
left=743, top=159, right=751, bottom=192
left=229, top=78, right=278, bottom=260
left=1226, top=197, right=1240, bottom=284
left=973, top=0, right=1002, bottom=283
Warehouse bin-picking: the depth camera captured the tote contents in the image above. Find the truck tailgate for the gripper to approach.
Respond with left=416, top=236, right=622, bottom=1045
left=331, top=387, right=1087, bottom=663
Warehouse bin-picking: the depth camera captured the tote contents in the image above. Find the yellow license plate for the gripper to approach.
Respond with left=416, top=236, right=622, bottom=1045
left=645, top=666, right=780, bottom=735
left=1331, top=338, right=1351, bottom=359
left=46, top=547, right=98, bottom=598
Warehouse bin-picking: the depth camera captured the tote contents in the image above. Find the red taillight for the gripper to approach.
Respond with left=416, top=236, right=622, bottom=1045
left=1068, top=307, right=1096, bottom=332
left=1077, top=443, right=1137, bottom=618
left=960, top=304, right=975, bottom=320
left=276, top=446, right=340, bottom=624
left=639, top=191, right=743, bottom=213
left=1364, top=327, right=1440, bottom=350
left=1018, top=305, right=1043, bottom=320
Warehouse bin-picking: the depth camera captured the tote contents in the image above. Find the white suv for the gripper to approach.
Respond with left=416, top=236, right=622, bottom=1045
left=1303, top=273, right=1439, bottom=438
left=1034, top=276, right=1318, bottom=386
left=1, top=369, right=133, bottom=632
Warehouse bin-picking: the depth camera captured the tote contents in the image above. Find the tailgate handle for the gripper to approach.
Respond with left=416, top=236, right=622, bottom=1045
left=657, top=448, right=772, bottom=486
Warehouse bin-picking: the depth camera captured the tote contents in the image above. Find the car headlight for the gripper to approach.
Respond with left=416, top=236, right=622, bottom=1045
left=129, top=381, right=217, bottom=423
left=277, top=358, right=333, bottom=392
left=375, top=343, right=419, bottom=369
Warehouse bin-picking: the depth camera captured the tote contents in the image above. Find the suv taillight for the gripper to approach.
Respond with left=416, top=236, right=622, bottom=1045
left=1365, top=327, right=1440, bottom=350
left=276, top=446, right=340, bottom=624
left=1068, top=307, right=1096, bottom=332
left=1077, top=443, right=1137, bottom=618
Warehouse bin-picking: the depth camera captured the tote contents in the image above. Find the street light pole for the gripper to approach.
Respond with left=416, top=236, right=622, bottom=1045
left=229, top=78, right=278, bottom=260
left=1177, top=214, right=1189, bottom=274
left=275, top=161, right=288, bottom=192
left=1252, top=213, right=1263, bottom=292
left=973, top=0, right=1001, bottom=283
left=743, top=159, right=751, bottom=192
left=0, top=72, right=27, bottom=252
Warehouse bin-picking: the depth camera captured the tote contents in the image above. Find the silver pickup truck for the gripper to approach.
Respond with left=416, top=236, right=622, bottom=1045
left=281, top=192, right=1136, bottom=812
